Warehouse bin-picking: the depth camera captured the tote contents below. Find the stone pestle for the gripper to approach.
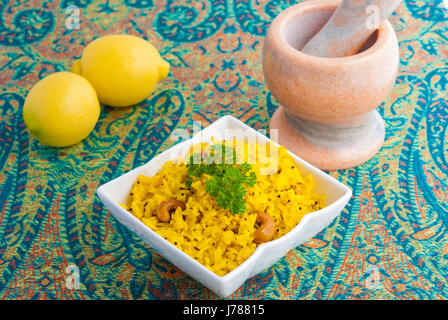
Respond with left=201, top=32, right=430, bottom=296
left=301, top=0, right=402, bottom=58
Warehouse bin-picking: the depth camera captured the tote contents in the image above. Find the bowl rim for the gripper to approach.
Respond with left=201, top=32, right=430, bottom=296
left=267, top=0, right=395, bottom=67
left=97, top=115, right=352, bottom=284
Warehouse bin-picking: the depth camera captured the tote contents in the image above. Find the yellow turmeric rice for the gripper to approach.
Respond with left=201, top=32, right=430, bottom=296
left=121, top=140, right=324, bottom=276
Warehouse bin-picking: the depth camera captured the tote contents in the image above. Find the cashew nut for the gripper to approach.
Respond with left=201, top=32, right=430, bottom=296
left=254, top=212, right=275, bottom=244
left=157, top=199, right=186, bottom=222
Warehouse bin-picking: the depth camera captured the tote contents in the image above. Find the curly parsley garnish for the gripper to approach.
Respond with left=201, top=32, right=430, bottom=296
left=186, top=143, right=257, bottom=214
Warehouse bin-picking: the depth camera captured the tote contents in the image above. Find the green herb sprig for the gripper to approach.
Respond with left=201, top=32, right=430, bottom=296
left=186, top=143, right=257, bottom=214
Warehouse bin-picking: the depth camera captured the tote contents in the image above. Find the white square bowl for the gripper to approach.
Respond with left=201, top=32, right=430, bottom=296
left=97, top=115, right=352, bottom=298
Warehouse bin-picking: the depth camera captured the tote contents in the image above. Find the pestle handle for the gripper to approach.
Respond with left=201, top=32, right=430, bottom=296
left=301, top=0, right=401, bottom=58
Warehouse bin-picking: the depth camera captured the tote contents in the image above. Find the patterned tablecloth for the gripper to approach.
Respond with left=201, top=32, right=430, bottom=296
left=0, top=0, right=447, bottom=300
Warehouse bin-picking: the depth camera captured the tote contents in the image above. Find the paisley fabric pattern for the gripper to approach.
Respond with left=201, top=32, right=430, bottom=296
left=0, top=0, right=447, bottom=300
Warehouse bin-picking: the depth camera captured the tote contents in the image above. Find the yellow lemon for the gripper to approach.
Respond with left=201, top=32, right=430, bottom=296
left=72, top=34, right=170, bottom=107
left=23, top=71, right=100, bottom=147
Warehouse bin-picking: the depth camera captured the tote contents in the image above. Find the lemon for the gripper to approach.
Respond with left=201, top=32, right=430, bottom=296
left=72, top=34, right=170, bottom=107
left=23, top=71, right=100, bottom=148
